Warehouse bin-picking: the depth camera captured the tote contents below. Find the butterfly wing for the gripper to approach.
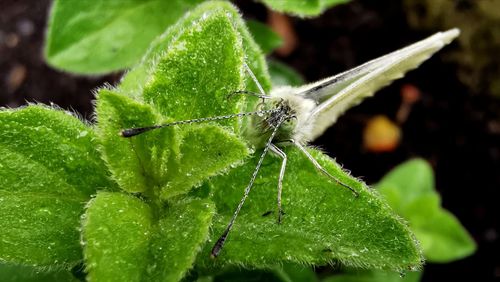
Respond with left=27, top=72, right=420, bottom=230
left=298, top=28, right=459, bottom=141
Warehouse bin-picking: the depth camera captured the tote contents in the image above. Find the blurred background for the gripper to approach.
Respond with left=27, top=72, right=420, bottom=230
left=0, top=0, right=498, bottom=281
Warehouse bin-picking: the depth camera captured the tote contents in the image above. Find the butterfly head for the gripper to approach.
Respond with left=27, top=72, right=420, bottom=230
left=248, top=89, right=316, bottom=145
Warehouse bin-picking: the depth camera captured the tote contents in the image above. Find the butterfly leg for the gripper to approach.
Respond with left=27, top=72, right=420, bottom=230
left=293, top=141, right=359, bottom=197
left=226, top=90, right=271, bottom=100
left=243, top=62, right=267, bottom=99
left=269, top=143, right=287, bottom=224
left=211, top=121, right=282, bottom=258
left=227, top=62, right=271, bottom=104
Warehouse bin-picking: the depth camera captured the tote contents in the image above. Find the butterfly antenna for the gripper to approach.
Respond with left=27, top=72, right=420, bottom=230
left=211, top=118, right=284, bottom=258
left=293, top=141, right=359, bottom=197
left=121, top=109, right=276, bottom=137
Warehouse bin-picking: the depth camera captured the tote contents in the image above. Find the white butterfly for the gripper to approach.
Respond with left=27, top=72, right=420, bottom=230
left=122, top=28, right=460, bottom=257
left=268, top=28, right=460, bottom=143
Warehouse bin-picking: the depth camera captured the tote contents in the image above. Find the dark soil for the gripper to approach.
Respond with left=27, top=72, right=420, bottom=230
left=1, top=0, right=498, bottom=281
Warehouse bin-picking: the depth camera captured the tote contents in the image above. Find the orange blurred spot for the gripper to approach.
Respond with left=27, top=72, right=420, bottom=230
left=397, top=84, right=421, bottom=124
left=401, top=84, right=421, bottom=104
left=363, top=115, right=401, bottom=153
left=268, top=11, right=297, bottom=56
left=6, top=64, right=26, bottom=93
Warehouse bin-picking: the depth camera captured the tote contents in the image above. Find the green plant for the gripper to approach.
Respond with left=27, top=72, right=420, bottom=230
left=44, top=0, right=344, bottom=75
left=0, top=1, right=474, bottom=281
left=319, top=159, right=476, bottom=282
left=376, top=159, right=476, bottom=263
left=45, top=0, right=206, bottom=74
left=259, top=0, right=350, bottom=16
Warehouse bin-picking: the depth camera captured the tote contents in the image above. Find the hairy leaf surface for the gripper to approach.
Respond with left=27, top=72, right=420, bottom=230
left=201, top=148, right=422, bottom=271
left=83, top=192, right=214, bottom=282
left=0, top=105, right=115, bottom=267
left=260, top=0, right=349, bottom=16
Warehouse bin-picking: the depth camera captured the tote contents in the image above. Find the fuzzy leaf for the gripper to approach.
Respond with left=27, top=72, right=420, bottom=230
left=208, top=270, right=283, bottom=282
left=100, top=75, right=248, bottom=199
left=268, top=60, right=305, bottom=87
left=118, top=1, right=239, bottom=97
left=323, top=269, right=421, bottom=282
left=82, top=192, right=214, bottom=282
left=82, top=192, right=153, bottom=281
left=229, top=5, right=272, bottom=110
left=205, top=263, right=317, bottom=282
left=146, top=198, right=215, bottom=281
left=201, top=147, right=422, bottom=272
left=161, top=125, right=248, bottom=199
left=0, top=263, right=78, bottom=282
left=247, top=20, right=283, bottom=54
left=0, top=105, right=116, bottom=267
left=260, top=0, right=349, bottom=16
left=0, top=106, right=114, bottom=196
left=377, top=159, right=476, bottom=263
left=0, top=192, right=84, bottom=268
left=118, top=1, right=271, bottom=109
left=140, top=6, right=245, bottom=128
left=45, top=0, right=204, bottom=74
left=272, top=263, right=318, bottom=282
left=99, top=2, right=262, bottom=198
left=96, top=89, right=177, bottom=194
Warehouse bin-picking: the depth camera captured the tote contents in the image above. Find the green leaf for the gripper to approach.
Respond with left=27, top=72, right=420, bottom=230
left=0, top=194, right=84, bottom=268
left=204, top=263, right=317, bottom=282
left=260, top=0, right=349, bottom=17
left=0, top=263, right=78, bottom=282
left=45, top=0, right=204, bottom=74
left=118, top=1, right=239, bottom=97
left=208, top=269, right=284, bottom=282
left=268, top=60, right=305, bottom=87
left=0, top=105, right=116, bottom=268
left=118, top=1, right=272, bottom=110
left=161, top=125, right=248, bottom=199
left=231, top=12, right=272, bottom=104
left=97, top=90, right=248, bottom=199
left=146, top=198, right=215, bottom=281
left=377, top=159, right=476, bottom=263
left=273, top=263, right=318, bottom=282
left=323, top=269, right=421, bottom=282
left=138, top=4, right=245, bottom=127
left=200, top=147, right=422, bottom=272
left=404, top=195, right=477, bottom=263
left=0, top=105, right=115, bottom=196
left=98, top=2, right=260, bottom=199
left=82, top=192, right=215, bottom=282
left=377, top=159, right=434, bottom=210
left=82, top=192, right=154, bottom=281
left=247, top=20, right=283, bottom=54
left=96, top=89, right=177, bottom=194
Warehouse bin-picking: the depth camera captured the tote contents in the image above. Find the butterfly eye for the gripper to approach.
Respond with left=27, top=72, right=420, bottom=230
left=255, top=103, right=266, bottom=117
left=284, top=115, right=296, bottom=124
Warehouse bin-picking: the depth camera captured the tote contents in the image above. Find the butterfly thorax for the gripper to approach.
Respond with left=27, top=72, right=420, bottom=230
left=243, top=88, right=317, bottom=147
left=271, top=88, right=318, bottom=144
